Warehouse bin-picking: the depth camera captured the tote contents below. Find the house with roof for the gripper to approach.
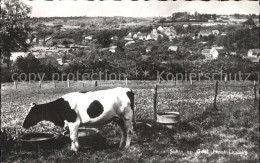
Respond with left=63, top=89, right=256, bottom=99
left=33, top=51, right=47, bottom=59
left=151, top=29, right=158, bottom=35
left=220, top=32, right=227, bottom=36
left=125, top=41, right=135, bottom=46
left=199, top=30, right=212, bottom=37
left=85, top=35, right=93, bottom=40
left=56, top=58, right=63, bottom=65
left=69, top=44, right=81, bottom=51
left=32, top=38, right=37, bottom=44
left=157, top=26, right=164, bottom=32
left=26, top=39, right=31, bottom=44
left=168, top=46, right=178, bottom=52
left=45, top=37, right=52, bottom=42
left=56, top=47, right=71, bottom=53
left=135, top=33, right=147, bottom=40
left=10, top=52, right=28, bottom=62
left=57, top=44, right=66, bottom=48
left=124, top=35, right=133, bottom=41
left=163, top=26, right=177, bottom=38
left=146, top=46, right=157, bottom=53
left=210, top=45, right=224, bottom=54
left=230, top=52, right=237, bottom=56
left=111, top=36, right=119, bottom=41
left=183, top=24, right=189, bottom=28
left=212, top=30, right=220, bottom=36
left=146, top=34, right=158, bottom=41
left=133, top=33, right=138, bottom=39
left=30, top=46, right=50, bottom=52
left=109, top=46, right=117, bottom=53
left=248, top=49, right=260, bottom=58
left=211, top=48, right=228, bottom=59
left=242, top=49, right=260, bottom=64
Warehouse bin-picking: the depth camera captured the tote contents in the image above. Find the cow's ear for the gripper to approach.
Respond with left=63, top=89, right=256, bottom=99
left=30, top=102, right=36, bottom=107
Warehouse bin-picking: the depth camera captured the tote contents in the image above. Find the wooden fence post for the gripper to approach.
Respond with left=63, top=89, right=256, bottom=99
left=254, top=80, right=257, bottom=100
left=95, top=81, right=98, bottom=87
left=190, top=79, right=193, bottom=85
left=14, top=81, right=17, bottom=89
left=125, top=78, right=128, bottom=87
left=153, top=84, right=158, bottom=121
left=83, top=82, right=85, bottom=88
left=39, top=81, right=41, bottom=88
left=54, top=81, right=56, bottom=88
left=213, top=81, right=219, bottom=110
left=67, top=79, right=70, bottom=88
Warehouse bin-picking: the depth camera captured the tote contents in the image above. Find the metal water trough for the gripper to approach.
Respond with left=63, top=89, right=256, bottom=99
left=20, top=132, right=57, bottom=150
left=63, top=128, right=103, bottom=149
left=156, top=111, right=180, bottom=124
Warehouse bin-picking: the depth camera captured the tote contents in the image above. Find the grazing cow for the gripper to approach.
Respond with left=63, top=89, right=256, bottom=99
left=23, top=87, right=135, bottom=151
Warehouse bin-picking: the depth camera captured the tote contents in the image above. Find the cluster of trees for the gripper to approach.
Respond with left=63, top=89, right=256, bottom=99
left=243, top=18, right=256, bottom=26
left=3, top=54, right=59, bottom=82
left=2, top=47, right=258, bottom=82
left=1, top=0, right=32, bottom=68
left=33, top=24, right=54, bottom=46
left=52, top=30, right=84, bottom=44
left=217, top=27, right=259, bottom=53
left=52, top=28, right=129, bottom=47
left=171, top=12, right=216, bottom=22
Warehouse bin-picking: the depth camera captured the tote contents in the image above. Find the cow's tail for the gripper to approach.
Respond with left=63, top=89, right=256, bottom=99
left=126, top=90, right=136, bottom=130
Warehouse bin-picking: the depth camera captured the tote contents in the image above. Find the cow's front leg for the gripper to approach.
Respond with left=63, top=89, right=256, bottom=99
left=67, top=121, right=80, bottom=152
left=117, top=118, right=127, bottom=148
left=125, top=119, right=134, bottom=148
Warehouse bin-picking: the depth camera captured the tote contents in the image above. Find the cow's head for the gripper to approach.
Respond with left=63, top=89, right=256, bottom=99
left=23, top=103, right=42, bottom=129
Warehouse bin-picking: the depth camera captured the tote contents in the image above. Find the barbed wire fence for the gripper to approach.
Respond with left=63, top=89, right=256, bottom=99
left=2, top=78, right=259, bottom=130
left=5, top=79, right=259, bottom=120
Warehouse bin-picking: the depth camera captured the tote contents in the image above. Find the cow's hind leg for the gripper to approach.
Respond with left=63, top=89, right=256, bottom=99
left=116, top=118, right=134, bottom=149
left=125, top=119, right=134, bottom=148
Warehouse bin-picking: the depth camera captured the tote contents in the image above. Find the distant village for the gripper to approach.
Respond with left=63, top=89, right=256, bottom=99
left=1, top=13, right=259, bottom=75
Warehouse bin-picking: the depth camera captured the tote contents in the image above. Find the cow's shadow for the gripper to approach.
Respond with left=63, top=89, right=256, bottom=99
left=55, top=119, right=186, bottom=151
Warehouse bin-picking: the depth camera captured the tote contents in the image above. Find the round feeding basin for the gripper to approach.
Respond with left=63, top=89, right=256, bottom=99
left=21, top=132, right=56, bottom=142
left=156, top=111, right=180, bottom=125
left=63, top=128, right=103, bottom=149
left=20, top=132, right=57, bottom=150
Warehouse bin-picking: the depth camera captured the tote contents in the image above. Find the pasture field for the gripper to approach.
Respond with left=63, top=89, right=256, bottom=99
left=1, top=81, right=259, bottom=162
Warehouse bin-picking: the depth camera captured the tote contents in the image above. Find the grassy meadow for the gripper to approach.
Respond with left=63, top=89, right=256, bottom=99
left=1, top=80, right=259, bottom=162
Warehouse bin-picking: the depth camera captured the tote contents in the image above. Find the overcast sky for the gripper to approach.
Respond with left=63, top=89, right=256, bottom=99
left=21, top=0, right=259, bottom=17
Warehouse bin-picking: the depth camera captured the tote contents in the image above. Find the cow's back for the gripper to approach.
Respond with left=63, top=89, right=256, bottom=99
left=63, top=87, right=132, bottom=125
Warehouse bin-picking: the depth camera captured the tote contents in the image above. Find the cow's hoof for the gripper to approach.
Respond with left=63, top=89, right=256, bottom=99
left=71, top=146, right=78, bottom=152
left=75, top=142, right=79, bottom=149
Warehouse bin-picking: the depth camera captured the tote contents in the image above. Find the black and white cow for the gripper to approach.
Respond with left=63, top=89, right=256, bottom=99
left=23, top=87, right=135, bottom=151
